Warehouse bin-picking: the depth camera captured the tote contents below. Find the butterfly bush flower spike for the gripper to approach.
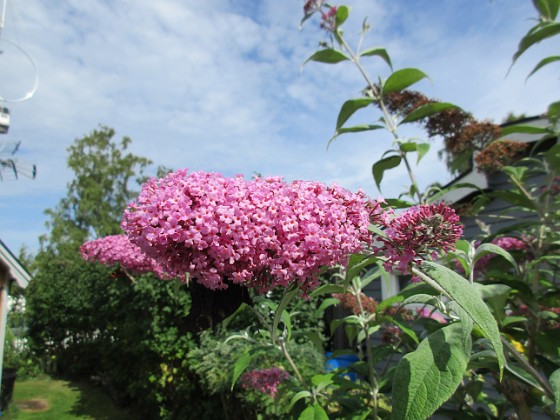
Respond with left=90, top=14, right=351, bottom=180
left=80, top=234, right=170, bottom=279
left=240, top=368, right=290, bottom=398
left=122, top=169, right=374, bottom=292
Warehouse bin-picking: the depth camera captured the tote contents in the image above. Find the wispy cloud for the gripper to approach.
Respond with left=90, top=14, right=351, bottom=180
left=0, top=0, right=557, bottom=253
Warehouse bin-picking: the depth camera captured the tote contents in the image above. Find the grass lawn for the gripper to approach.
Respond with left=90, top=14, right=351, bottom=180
left=3, top=375, right=136, bottom=419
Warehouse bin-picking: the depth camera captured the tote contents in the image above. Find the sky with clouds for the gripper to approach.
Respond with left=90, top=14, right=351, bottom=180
left=0, top=0, right=558, bottom=255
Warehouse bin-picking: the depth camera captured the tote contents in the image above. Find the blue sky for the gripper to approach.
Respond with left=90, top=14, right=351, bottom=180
left=0, top=0, right=558, bottom=255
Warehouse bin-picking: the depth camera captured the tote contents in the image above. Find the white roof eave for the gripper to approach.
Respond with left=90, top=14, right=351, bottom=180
left=0, top=240, right=31, bottom=289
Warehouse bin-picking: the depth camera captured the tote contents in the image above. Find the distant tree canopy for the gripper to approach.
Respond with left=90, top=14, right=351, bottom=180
left=40, top=126, right=152, bottom=253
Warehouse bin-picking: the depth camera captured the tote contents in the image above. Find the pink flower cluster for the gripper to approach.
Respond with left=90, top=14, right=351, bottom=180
left=375, top=203, right=463, bottom=275
left=475, top=236, right=530, bottom=272
left=121, top=170, right=373, bottom=291
left=240, top=367, right=290, bottom=398
left=80, top=234, right=169, bottom=279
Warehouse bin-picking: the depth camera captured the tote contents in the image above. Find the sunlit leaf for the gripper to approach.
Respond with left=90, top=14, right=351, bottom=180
left=372, top=155, right=401, bottom=190
left=392, top=322, right=472, bottom=420
left=360, top=47, right=393, bottom=70
left=231, top=352, right=251, bottom=390
left=527, top=55, right=560, bottom=79
left=512, top=22, right=560, bottom=66
left=550, top=368, right=560, bottom=413
left=304, top=49, right=350, bottom=66
left=418, top=261, right=505, bottom=377
left=382, top=68, right=429, bottom=95
left=335, top=98, right=375, bottom=130
left=400, top=102, right=459, bottom=125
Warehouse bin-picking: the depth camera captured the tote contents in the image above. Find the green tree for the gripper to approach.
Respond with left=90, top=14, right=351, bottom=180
left=40, top=126, right=151, bottom=253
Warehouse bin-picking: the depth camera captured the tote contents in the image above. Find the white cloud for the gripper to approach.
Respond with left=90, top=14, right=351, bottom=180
left=0, top=0, right=558, bottom=254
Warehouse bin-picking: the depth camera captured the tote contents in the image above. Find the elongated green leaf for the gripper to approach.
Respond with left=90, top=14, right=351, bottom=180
left=335, top=124, right=384, bottom=135
left=548, top=100, right=560, bottom=123
left=372, top=155, right=401, bottom=190
left=289, top=390, right=312, bottom=410
left=392, top=322, right=472, bottom=420
left=418, top=261, right=505, bottom=377
left=416, top=143, right=430, bottom=163
left=533, top=0, right=560, bottom=20
left=550, top=368, right=560, bottom=413
left=360, top=47, right=393, bottom=70
left=231, top=352, right=251, bottom=390
left=474, top=243, right=519, bottom=273
left=527, top=55, right=560, bottom=79
left=335, top=98, right=374, bottom=130
left=345, top=254, right=379, bottom=283
left=384, top=198, right=415, bottom=208
left=400, top=102, right=459, bottom=125
left=317, top=297, right=341, bottom=314
left=500, top=124, right=550, bottom=136
left=328, top=124, right=383, bottom=148
left=304, top=49, right=350, bottom=66
left=492, top=190, right=537, bottom=211
left=474, top=283, right=512, bottom=323
left=309, top=283, right=346, bottom=297
left=382, top=68, right=429, bottom=95
left=272, top=287, right=299, bottom=343
left=512, top=22, right=560, bottom=65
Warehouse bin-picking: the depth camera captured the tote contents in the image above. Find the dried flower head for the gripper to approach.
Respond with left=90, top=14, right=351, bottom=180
left=475, top=140, right=529, bottom=173
left=333, top=292, right=378, bottom=315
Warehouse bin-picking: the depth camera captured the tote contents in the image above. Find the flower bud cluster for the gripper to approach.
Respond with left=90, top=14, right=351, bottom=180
left=121, top=170, right=372, bottom=291
left=80, top=234, right=169, bottom=279
left=376, top=203, right=463, bottom=274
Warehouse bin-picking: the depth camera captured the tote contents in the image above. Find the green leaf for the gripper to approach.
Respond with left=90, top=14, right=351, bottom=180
left=548, top=100, right=560, bottom=124
left=502, top=316, right=528, bottom=328
left=392, top=322, right=472, bottom=420
left=474, top=243, right=519, bottom=273
left=418, top=261, right=505, bottom=377
left=289, top=390, right=312, bottom=410
left=335, top=5, right=349, bottom=26
left=328, top=124, right=383, bottom=148
left=309, top=284, right=346, bottom=297
left=550, top=368, right=560, bottom=413
left=317, top=297, right=341, bottom=313
left=382, top=68, right=429, bottom=95
left=231, top=352, right=251, bottom=390
left=360, top=47, right=393, bottom=70
left=400, top=102, right=459, bottom=125
left=384, top=198, right=415, bottom=208
left=272, top=286, right=299, bottom=343
left=512, top=22, right=560, bottom=66
left=304, top=49, right=351, bottom=66
left=492, top=190, right=537, bottom=211
left=533, top=0, right=560, bottom=20
left=335, top=98, right=374, bottom=131
left=345, top=254, right=380, bottom=284
left=299, top=403, right=329, bottom=420
left=499, top=124, right=550, bottom=136
left=474, top=283, right=512, bottom=324
left=372, top=155, right=401, bottom=190
left=527, top=55, right=560, bottom=79
left=415, top=143, right=430, bottom=163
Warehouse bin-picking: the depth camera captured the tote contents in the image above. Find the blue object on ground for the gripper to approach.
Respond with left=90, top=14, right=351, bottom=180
left=325, top=351, right=359, bottom=381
